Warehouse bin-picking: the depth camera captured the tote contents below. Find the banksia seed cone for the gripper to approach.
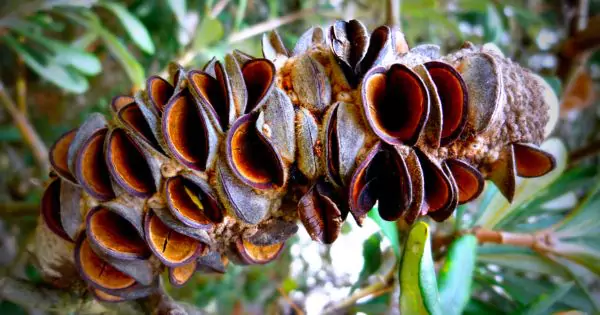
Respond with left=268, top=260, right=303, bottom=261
left=38, top=20, right=558, bottom=302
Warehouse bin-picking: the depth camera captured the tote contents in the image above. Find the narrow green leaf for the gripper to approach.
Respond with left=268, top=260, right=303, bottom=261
left=553, top=180, right=600, bottom=238
left=166, top=0, right=186, bottom=26
left=517, top=282, right=574, bottom=315
left=477, top=245, right=570, bottom=277
left=351, top=233, right=382, bottom=292
left=98, top=2, right=155, bottom=54
left=400, top=221, right=442, bottom=315
left=368, top=209, right=401, bottom=257
left=483, top=3, right=503, bottom=44
left=193, top=16, right=224, bottom=49
left=438, top=235, right=478, bottom=315
left=234, top=0, right=248, bottom=30
left=2, top=35, right=88, bottom=93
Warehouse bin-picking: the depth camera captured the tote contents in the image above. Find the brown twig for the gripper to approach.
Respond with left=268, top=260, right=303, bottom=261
left=210, top=0, right=230, bottom=18
left=385, top=0, right=401, bottom=30
left=557, top=15, right=600, bottom=81
left=277, top=287, right=305, bottom=315
left=568, top=138, right=600, bottom=167
left=0, top=81, right=49, bottom=172
left=227, top=8, right=317, bottom=44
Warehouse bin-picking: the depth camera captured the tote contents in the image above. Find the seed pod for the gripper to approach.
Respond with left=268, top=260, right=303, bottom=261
left=329, top=19, right=369, bottom=84
left=59, top=179, right=83, bottom=241
left=444, top=159, right=484, bottom=204
left=295, top=107, right=320, bottom=180
left=242, top=59, right=276, bottom=113
left=188, top=62, right=235, bottom=131
left=357, top=25, right=393, bottom=75
left=49, top=128, right=78, bottom=184
left=224, top=54, right=247, bottom=116
left=428, top=162, right=459, bottom=222
left=110, top=95, right=135, bottom=113
left=146, top=75, right=175, bottom=113
left=262, top=30, right=289, bottom=64
left=413, top=64, right=443, bottom=149
left=91, top=288, right=125, bottom=303
left=489, top=145, right=517, bottom=202
left=75, top=128, right=115, bottom=201
left=415, top=149, right=454, bottom=217
left=362, top=64, right=429, bottom=146
left=403, top=149, right=425, bottom=224
left=293, top=26, right=324, bottom=55
left=232, top=49, right=255, bottom=66
left=231, top=238, right=284, bottom=265
left=203, top=57, right=218, bottom=77
left=169, top=260, right=197, bottom=287
left=117, top=99, right=163, bottom=153
left=67, top=113, right=107, bottom=178
left=410, top=44, right=441, bottom=60
left=41, top=179, right=72, bottom=242
left=513, top=143, right=556, bottom=177
left=196, top=251, right=228, bottom=274
left=144, top=210, right=206, bottom=267
left=102, top=196, right=146, bottom=237
left=298, top=180, right=343, bottom=244
left=348, top=143, right=380, bottom=225
left=151, top=207, right=213, bottom=245
left=256, top=88, right=296, bottom=163
left=290, top=54, right=332, bottom=112
left=246, top=218, right=298, bottom=246
left=165, top=175, right=222, bottom=229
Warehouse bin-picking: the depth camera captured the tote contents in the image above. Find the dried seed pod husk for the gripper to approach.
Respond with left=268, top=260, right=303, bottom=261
left=290, top=54, right=332, bottom=112
left=144, top=210, right=206, bottom=267
left=410, top=44, right=441, bottom=60
left=242, top=59, right=276, bottom=112
left=348, top=143, right=381, bottom=225
left=86, top=206, right=151, bottom=260
left=102, top=196, right=146, bottom=237
left=256, top=88, right=296, bottom=163
left=413, top=64, right=443, bottom=149
left=424, top=61, right=468, bottom=145
left=203, top=57, right=218, bottom=77
left=226, top=113, right=285, bottom=189
left=225, top=54, right=248, bottom=116
left=196, top=251, right=228, bottom=274
left=262, top=30, right=289, bottom=64
left=74, top=128, right=115, bottom=201
left=67, top=113, right=107, bottom=177
left=188, top=62, right=235, bottom=131
left=231, top=238, right=284, bottom=265
left=169, top=260, right=197, bottom=287
left=162, top=92, right=216, bottom=171
left=293, top=26, right=325, bottom=55
left=298, top=180, right=343, bottom=244
left=146, top=75, right=175, bottom=113
left=428, top=162, right=459, bottom=222
left=415, top=149, right=454, bottom=216
left=453, top=52, right=503, bottom=134
left=215, top=161, right=274, bottom=225
left=151, top=207, right=212, bottom=245
left=117, top=101, right=163, bottom=153
left=295, top=107, right=320, bottom=180
left=513, top=143, right=556, bottom=177
left=59, top=180, right=83, bottom=241
left=362, top=64, right=429, bottom=146
left=232, top=49, right=255, bottom=66
left=49, top=128, right=78, bottom=184
left=444, top=159, right=484, bottom=204
left=403, top=149, right=425, bottom=224
left=41, top=179, right=72, bottom=241
left=329, top=19, right=369, bottom=84
left=165, top=176, right=221, bottom=229
left=105, top=128, right=156, bottom=198
left=246, top=218, right=298, bottom=246
left=91, top=288, right=125, bottom=303
left=489, top=145, right=517, bottom=202
left=357, top=25, right=393, bottom=76
left=111, top=95, right=135, bottom=113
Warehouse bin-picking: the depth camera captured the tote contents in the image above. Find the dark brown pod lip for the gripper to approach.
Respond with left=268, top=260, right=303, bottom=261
left=161, top=92, right=209, bottom=171
left=41, top=179, right=72, bottom=242
left=233, top=238, right=284, bottom=265
left=196, top=251, right=228, bottom=274
left=415, top=149, right=453, bottom=215
left=444, top=158, right=484, bottom=204
left=49, top=128, right=78, bottom=183
left=169, top=260, right=197, bottom=287
left=74, top=128, right=115, bottom=201
left=324, top=103, right=342, bottom=185
left=74, top=234, right=137, bottom=292
left=90, top=287, right=126, bottom=303
left=513, top=143, right=556, bottom=178
left=144, top=210, right=205, bottom=267
left=241, top=58, right=276, bottom=112
left=147, top=75, right=174, bottom=113
left=117, top=102, right=161, bottom=151
left=374, top=147, right=412, bottom=222
left=348, top=143, right=381, bottom=226
left=86, top=206, right=151, bottom=260
left=424, top=61, right=468, bottom=146
left=105, top=128, right=155, bottom=198
left=188, top=65, right=231, bottom=131
left=298, top=181, right=343, bottom=244
left=403, top=149, right=425, bottom=224
left=489, top=145, right=517, bottom=202
left=110, top=95, right=135, bottom=113
left=329, top=20, right=369, bottom=71
left=357, top=25, right=391, bottom=76
left=362, top=64, right=429, bottom=146
left=165, top=176, right=221, bottom=229
left=428, top=162, right=459, bottom=222
left=226, top=113, right=285, bottom=189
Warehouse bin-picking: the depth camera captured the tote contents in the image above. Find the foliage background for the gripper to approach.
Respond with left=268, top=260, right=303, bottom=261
left=0, top=0, right=599, bottom=314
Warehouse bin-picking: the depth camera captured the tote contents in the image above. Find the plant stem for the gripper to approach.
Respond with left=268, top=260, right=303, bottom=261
left=277, top=287, right=305, bottom=315
left=16, top=57, right=27, bottom=114
left=0, top=81, right=49, bottom=172
left=385, top=0, right=401, bottom=30
left=0, top=202, right=40, bottom=219
left=227, top=8, right=317, bottom=44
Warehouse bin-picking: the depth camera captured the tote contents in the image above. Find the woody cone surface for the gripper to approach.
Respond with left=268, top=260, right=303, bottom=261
left=38, top=20, right=557, bottom=302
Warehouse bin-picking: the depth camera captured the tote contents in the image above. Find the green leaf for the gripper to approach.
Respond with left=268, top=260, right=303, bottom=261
left=98, top=2, right=155, bottom=54
left=233, top=0, right=248, bottom=30
left=464, top=298, right=504, bottom=315
left=553, top=181, right=600, bottom=238
left=483, top=3, right=503, bottom=44
left=516, top=282, right=574, bottom=315
left=400, top=221, right=442, bottom=315
left=477, top=245, right=570, bottom=277
left=193, top=16, right=224, bottom=49
left=1, top=35, right=88, bottom=93
left=368, top=209, right=401, bottom=257
left=166, top=0, right=186, bottom=26
left=351, top=233, right=382, bottom=292
left=438, top=235, right=478, bottom=315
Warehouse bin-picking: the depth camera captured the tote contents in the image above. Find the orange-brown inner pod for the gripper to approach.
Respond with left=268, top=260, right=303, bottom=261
left=242, top=60, right=274, bottom=111
left=427, top=66, right=465, bottom=140
left=420, top=155, right=451, bottom=213
left=166, top=176, right=217, bottom=226
left=148, top=77, right=174, bottom=112
left=119, top=104, right=160, bottom=149
left=164, top=94, right=208, bottom=171
left=88, top=208, right=150, bottom=257
left=446, top=160, right=482, bottom=204
left=50, top=129, right=76, bottom=181
left=112, top=96, right=135, bottom=112
left=171, top=260, right=197, bottom=285
left=241, top=239, right=283, bottom=262
left=41, top=179, right=70, bottom=240
left=230, top=118, right=283, bottom=187
left=107, top=129, right=155, bottom=196
left=366, top=67, right=425, bottom=142
left=93, top=288, right=125, bottom=302
left=189, top=71, right=227, bottom=128
left=147, top=214, right=200, bottom=265
left=78, top=129, right=114, bottom=200
left=78, top=238, right=136, bottom=290
left=513, top=144, right=555, bottom=177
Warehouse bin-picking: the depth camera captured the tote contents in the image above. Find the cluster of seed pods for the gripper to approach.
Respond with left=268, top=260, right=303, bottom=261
left=38, top=20, right=557, bottom=302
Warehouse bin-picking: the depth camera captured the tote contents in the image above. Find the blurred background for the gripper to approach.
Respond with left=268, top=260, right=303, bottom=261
left=0, top=0, right=599, bottom=314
